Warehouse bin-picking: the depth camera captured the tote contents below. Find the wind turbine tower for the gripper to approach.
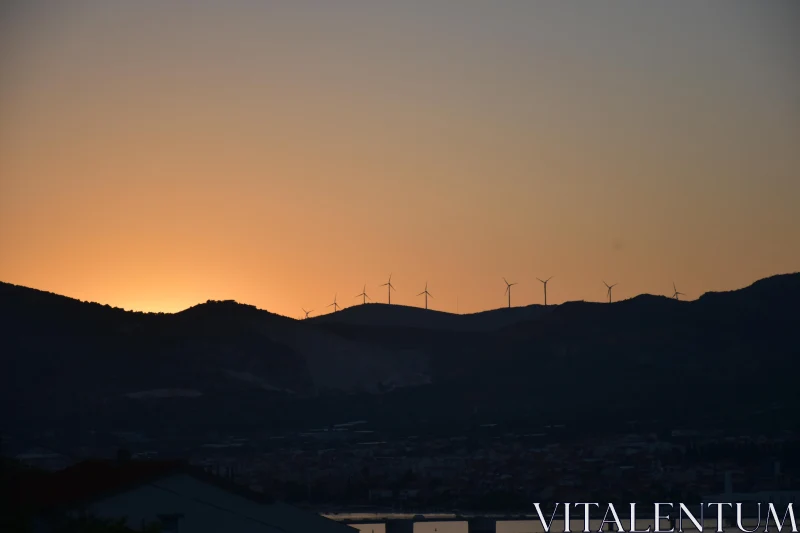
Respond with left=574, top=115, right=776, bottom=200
left=355, top=284, right=370, bottom=305
left=537, top=276, right=553, bottom=306
left=379, top=274, right=396, bottom=304
left=327, top=294, right=340, bottom=313
left=417, top=282, right=434, bottom=310
left=603, top=281, right=618, bottom=304
left=672, top=282, right=685, bottom=300
left=503, top=277, right=518, bottom=309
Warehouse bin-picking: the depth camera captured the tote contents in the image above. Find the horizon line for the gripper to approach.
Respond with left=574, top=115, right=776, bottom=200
left=2, top=271, right=797, bottom=320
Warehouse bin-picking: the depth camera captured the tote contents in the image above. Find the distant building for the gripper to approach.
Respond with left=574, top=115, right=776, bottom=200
left=14, top=448, right=71, bottom=471
left=703, top=491, right=800, bottom=508
left=17, top=457, right=359, bottom=533
left=703, top=469, right=800, bottom=508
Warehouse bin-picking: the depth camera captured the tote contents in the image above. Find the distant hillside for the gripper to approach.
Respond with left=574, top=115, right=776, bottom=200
left=309, top=302, right=553, bottom=332
left=0, top=283, right=431, bottom=428
left=1, top=273, right=799, bottom=433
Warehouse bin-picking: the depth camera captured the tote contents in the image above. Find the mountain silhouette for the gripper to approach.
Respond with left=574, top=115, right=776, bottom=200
left=1, top=273, right=798, bottom=434
left=310, top=302, right=551, bottom=332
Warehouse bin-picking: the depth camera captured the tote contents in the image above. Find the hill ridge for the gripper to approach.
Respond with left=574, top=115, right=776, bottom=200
left=3, top=270, right=797, bottom=323
left=2, top=272, right=798, bottom=433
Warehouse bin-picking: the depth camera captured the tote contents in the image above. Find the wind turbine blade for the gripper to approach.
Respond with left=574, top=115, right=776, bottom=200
left=417, top=291, right=425, bottom=296
left=547, top=276, right=553, bottom=282
left=503, top=277, right=509, bottom=285
left=537, top=278, right=544, bottom=283
left=429, top=292, right=434, bottom=299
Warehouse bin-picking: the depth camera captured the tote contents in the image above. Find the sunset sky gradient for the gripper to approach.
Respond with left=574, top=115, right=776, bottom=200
left=1, top=1, right=799, bottom=317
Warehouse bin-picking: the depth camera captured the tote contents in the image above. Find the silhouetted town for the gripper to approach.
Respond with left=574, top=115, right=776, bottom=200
left=9, top=422, right=799, bottom=513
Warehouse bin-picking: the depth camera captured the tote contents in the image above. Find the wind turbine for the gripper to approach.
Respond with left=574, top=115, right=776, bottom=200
left=537, top=276, right=553, bottom=306
left=379, top=274, right=396, bottom=304
left=355, top=284, right=370, bottom=305
left=302, top=308, right=313, bottom=319
left=603, top=281, right=618, bottom=303
left=417, top=282, right=433, bottom=310
left=503, top=277, right=517, bottom=308
left=672, top=282, right=685, bottom=300
left=327, top=294, right=340, bottom=313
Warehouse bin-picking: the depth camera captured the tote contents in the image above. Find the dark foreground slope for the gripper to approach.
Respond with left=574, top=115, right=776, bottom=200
left=1, top=273, right=798, bottom=434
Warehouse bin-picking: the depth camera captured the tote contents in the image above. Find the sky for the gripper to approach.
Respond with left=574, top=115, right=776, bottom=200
left=1, top=1, right=799, bottom=317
